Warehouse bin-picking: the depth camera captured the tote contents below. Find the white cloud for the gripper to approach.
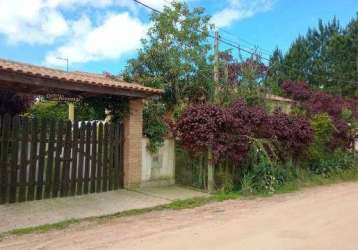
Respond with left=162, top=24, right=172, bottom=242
left=0, top=0, right=149, bottom=45
left=212, top=0, right=274, bottom=28
left=45, top=13, right=148, bottom=65
left=0, top=0, right=189, bottom=64
left=0, top=0, right=69, bottom=44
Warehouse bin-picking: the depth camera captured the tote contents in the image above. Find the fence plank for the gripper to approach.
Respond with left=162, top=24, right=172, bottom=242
left=108, top=124, right=114, bottom=191
left=119, top=124, right=124, bottom=188
left=70, top=121, right=79, bottom=196
left=96, top=123, right=103, bottom=193
left=61, top=121, right=72, bottom=197
left=0, top=114, right=11, bottom=204
left=102, top=123, right=109, bottom=192
left=77, top=124, right=86, bottom=195
left=36, top=119, right=47, bottom=200
left=83, top=122, right=91, bottom=194
left=18, top=117, right=29, bottom=202
left=27, top=117, right=38, bottom=201
left=9, top=116, right=20, bottom=203
left=53, top=120, right=64, bottom=198
left=45, top=119, right=56, bottom=199
left=113, top=123, right=120, bottom=189
left=90, top=122, right=97, bottom=193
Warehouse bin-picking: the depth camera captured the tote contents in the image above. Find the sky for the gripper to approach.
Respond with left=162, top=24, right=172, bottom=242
left=0, top=0, right=357, bottom=74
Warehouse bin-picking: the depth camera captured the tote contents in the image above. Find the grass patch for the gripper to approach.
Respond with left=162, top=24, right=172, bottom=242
left=1, top=169, right=358, bottom=240
left=0, top=219, right=81, bottom=240
left=276, top=169, right=358, bottom=194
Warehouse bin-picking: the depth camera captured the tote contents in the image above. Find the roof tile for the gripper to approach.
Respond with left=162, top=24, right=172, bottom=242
left=0, top=58, right=163, bottom=95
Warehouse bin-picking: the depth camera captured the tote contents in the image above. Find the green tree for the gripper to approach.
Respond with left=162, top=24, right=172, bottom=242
left=265, top=48, right=285, bottom=95
left=269, top=15, right=358, bottom=98
left=282, top=35, right=310, bottom=81
left=123, top=2, right=213, bottom=152
left=124, top=1, right=213, bottom=109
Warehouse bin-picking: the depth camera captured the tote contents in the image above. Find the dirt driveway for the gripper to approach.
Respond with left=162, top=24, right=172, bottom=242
left=1, top=182, right=358, bottom=250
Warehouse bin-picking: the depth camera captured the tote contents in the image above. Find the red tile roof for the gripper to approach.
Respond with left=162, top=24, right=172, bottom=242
left=0, top=58, right=163, bottom=96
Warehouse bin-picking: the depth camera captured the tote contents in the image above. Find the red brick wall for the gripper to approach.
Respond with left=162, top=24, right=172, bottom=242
left=123, top=98, right=143, bottom=188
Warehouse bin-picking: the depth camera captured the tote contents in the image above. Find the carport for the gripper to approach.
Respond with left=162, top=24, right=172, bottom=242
left=0, top=58, right=163, bottom=203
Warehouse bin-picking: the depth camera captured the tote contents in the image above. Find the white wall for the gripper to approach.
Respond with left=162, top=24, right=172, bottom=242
left=141, top=138, right=175, bottom=187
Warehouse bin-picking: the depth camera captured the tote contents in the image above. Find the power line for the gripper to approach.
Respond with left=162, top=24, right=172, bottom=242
left=214, top=35, right=271, bottom=61
left=218, top=28, right=273, bottom=55
left=133, top=0, right=160, bottom=13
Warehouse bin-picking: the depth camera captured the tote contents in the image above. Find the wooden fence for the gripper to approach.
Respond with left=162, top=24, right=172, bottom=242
left=0, top=114, right=123, bottom=204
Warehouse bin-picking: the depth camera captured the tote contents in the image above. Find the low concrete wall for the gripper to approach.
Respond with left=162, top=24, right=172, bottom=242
left=141, top=138, right=175, bottom=187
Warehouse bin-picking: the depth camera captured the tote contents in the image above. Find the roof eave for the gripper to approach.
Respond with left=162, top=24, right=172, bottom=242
left=0, top=69, right=163, bottom=98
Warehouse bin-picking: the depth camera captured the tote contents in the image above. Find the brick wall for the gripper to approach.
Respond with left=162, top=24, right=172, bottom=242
left=123, top=98, right=143, bottom=188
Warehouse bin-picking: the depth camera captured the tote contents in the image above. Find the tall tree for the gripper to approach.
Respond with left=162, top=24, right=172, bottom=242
left=124, top=2, right=213, bottom=108
left=269, top=15, right=358, bottom=98
left=265, top=48, right=285, bottom=94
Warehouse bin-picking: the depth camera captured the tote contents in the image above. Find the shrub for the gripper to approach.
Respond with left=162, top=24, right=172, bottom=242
left=240, top=157, right=294, bottom=195
left=309, top=149, right=357, bottom=177
left=282, top=80, right=311, bottom=101
left=174, top=104, right=226, bottom=155
left=174, top=100, right=313, bottom=165
left=308, top=113, right=334, bottom=161
left=143, top=101, right=168, bottom=153
left=270, top=110, right=313, bottom=159
left=0, top=90, right=33, bottom=115
left=282, top=81, right=357, bottom=151
left=27, top=101, right=68, bottom=120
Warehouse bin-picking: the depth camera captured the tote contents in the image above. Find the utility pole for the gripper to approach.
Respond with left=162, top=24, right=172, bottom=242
left=213, top=31, right=220, bottom=101
left=207, top=31, right=219, bottom=193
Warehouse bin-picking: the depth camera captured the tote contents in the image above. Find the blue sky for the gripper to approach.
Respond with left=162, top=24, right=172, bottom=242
left=0, top=0, right=357, bottom=74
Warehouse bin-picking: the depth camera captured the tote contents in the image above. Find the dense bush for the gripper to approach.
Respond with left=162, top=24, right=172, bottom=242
left=240, top=157, right=296, bottom=195
left=174, top=99, right=313, bottom=166
left=282, top=80, right=357, bottom=151
left=173, top=104, right=231, bottom=159
left=175, top=81, right=356, bottom=192
left=309, top=149, right=357, bottom=176
left=27, top=101, right=68, bottom=120
left=143, top=101, right=168, bottom=153
left=270, top=110, right=313, bottom=159
left=0, top=90, right=33, bottom=115
left=308, top=113, right=333, bottom=160
left=282, top=80, right=311, bottom=101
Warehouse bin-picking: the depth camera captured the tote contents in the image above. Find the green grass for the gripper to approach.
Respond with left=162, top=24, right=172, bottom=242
left=1, top=169, right=358, bottom=240
left=276, top=169, right=358, bottom=194
left=1, top=219, right=81, bottom=238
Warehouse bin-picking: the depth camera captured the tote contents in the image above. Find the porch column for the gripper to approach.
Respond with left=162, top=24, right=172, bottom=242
left=123, top=98, right=144, bottom=188
left=68, top=103, right=75, bottom=122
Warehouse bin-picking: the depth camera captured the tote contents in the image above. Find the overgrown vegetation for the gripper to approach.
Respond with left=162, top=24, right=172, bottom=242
left=0, top=90, right=33, bottom=115
left=143, top=101, right=168, bottom=153
left=174, top=79, right=357, bottom=194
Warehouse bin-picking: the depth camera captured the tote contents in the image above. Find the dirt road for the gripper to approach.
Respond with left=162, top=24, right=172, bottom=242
left=1, top=182, right=358, bottom=250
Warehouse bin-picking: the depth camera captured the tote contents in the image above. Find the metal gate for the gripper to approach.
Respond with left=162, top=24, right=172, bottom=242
left=0, top=114, right=123, bottom=204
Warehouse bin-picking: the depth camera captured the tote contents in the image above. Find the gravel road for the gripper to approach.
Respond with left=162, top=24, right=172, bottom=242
left=1, top=182, right=358, bottom=250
